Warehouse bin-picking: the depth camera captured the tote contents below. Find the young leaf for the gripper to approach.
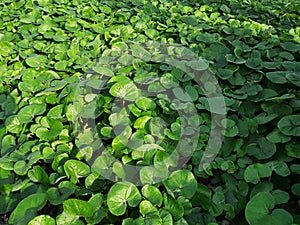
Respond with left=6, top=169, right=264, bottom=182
left=64, top=160, right=91, bottom=183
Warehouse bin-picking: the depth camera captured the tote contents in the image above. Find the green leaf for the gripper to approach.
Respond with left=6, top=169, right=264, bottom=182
left=140, top=164, right=169, bottom=185
left=26, top=55, right=48, bottom=67
left=5, top=115, right=22, bottom=134
left=267, top=161, right=290, bottom=177
left=63, top=199, right=93, bottom=218
left=292, top=183, right=300, bottom=197
left=245, top=192, right=293, bottom=225
left=187, top=60, right=208, bottom=71
left=112, top=161, right=126, bottom=179
left=14, top=160, right=30, bottom=176
left=93, top=67, right=114, bottom=77
left=163, top=194, right=184, bottom=221
left=272, top=190, right=290, bottom=205
left=185, top=85, right=199, bottom=101
left=17, top=104, right=46, bottom=123
left=160, top=209, right=173, bottom=225
left=1, top=134, right=16, bottom=155
left=92, top=152, right=114, bottom=178
left=34, top=116, right=63, bottom=141
left=28, top=165, right=49, bottom=184
left=9, top=193, right=47, bottom=225
left=130, top=43, right=151, bottom=61
left=165, top=122, right=181, bottom=140
left=245, top=57, right=262, bottom=69
left=54, top=61, right=69, bottom=71
left=267, top=129, right=291, bottom=143
left=266, top=71, right=289, bottom=84
left=278, top=115, right=300, bottom=136
left=221, top=119, right=239, bottom=137
left=286, top=73, right=300, bottom=87
left=136, top=97, right=156, bottom=110
left=56, top=212, right=85, bottom=225
left=100, top=126, right=113, bottom=137
left=139, top=200, right=158, bottom=216
left=65, top=18, right=80, bottom=31
left=246, top=137, right=276, bottom=160
left=163, top=169, right=197, bottom=199
left=28, top=215, right=55, bottom=225
left=47, top=181, right=77, bottom=205
left=149, top=117, right=167, bottom=139
left=107, top=182, right=141, bottom=216
left=196, top=33, right=217, bottom=43
left=280, top=42, right=300, bottom=52
left=109, top=81, right=140, bottom=101
left=285, top=141, right=300, bottom=158
left=64, top=160, right=91, bottom=183
left=134, top=116, right=152, bottom=130
left=173, top=87, right=192, bottom=102
left=244, top=163, right=272, bottom=184
left=141, top=184, right=163, bottom=206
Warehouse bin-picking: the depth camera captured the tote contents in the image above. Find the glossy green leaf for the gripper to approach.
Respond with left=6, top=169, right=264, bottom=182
left=109, top=81, right=140, bottom=101
left=163, top=170, right=197, bottom=199
left=64, top=160, right=91, bottom=183
left=136, top=97, right=156, bottom=110
left=28, top=215, right=55, bottom=225
left=107, top=182, right=141, bottom=216
left=141, top=184, right=163, bottom=206
left=5, top=115, right=22, bottom=134
left=63, top=199, right=93, bottom=218
left=28, top=165, right=49, bottom=184
left=26, top=55, right=48, bottom=67
left=17, top=104, right=46, bottom=123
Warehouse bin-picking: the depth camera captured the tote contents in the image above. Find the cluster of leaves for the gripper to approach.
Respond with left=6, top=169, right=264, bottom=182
left=0, top=0, right=300, bottom=224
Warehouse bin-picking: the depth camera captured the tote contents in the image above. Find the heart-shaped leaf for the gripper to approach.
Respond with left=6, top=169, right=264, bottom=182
left=245, top=192, right=293, bottom=225
left=17, top=104, right=46, bottom=123
left=278, top=115, right=300, bottom=136
left=163, top=169, right=197, bottom=199
left=64, top=160, right=91, bottom=183
left=107, top=182, right=141, bottom=216
left=33, top=116, right=63, bottom=141
left=244, top=163, right=272, bottom=184
left=141, top=184, right=163, bottom=206
left=109, top=81, right=140, bottom=101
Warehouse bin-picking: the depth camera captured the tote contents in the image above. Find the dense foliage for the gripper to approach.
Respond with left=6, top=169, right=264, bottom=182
left=0, top=0, right=300, bottom=224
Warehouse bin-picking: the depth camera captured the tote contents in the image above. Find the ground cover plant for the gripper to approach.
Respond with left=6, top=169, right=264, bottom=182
left=0, top=0, right=300, bottom=224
